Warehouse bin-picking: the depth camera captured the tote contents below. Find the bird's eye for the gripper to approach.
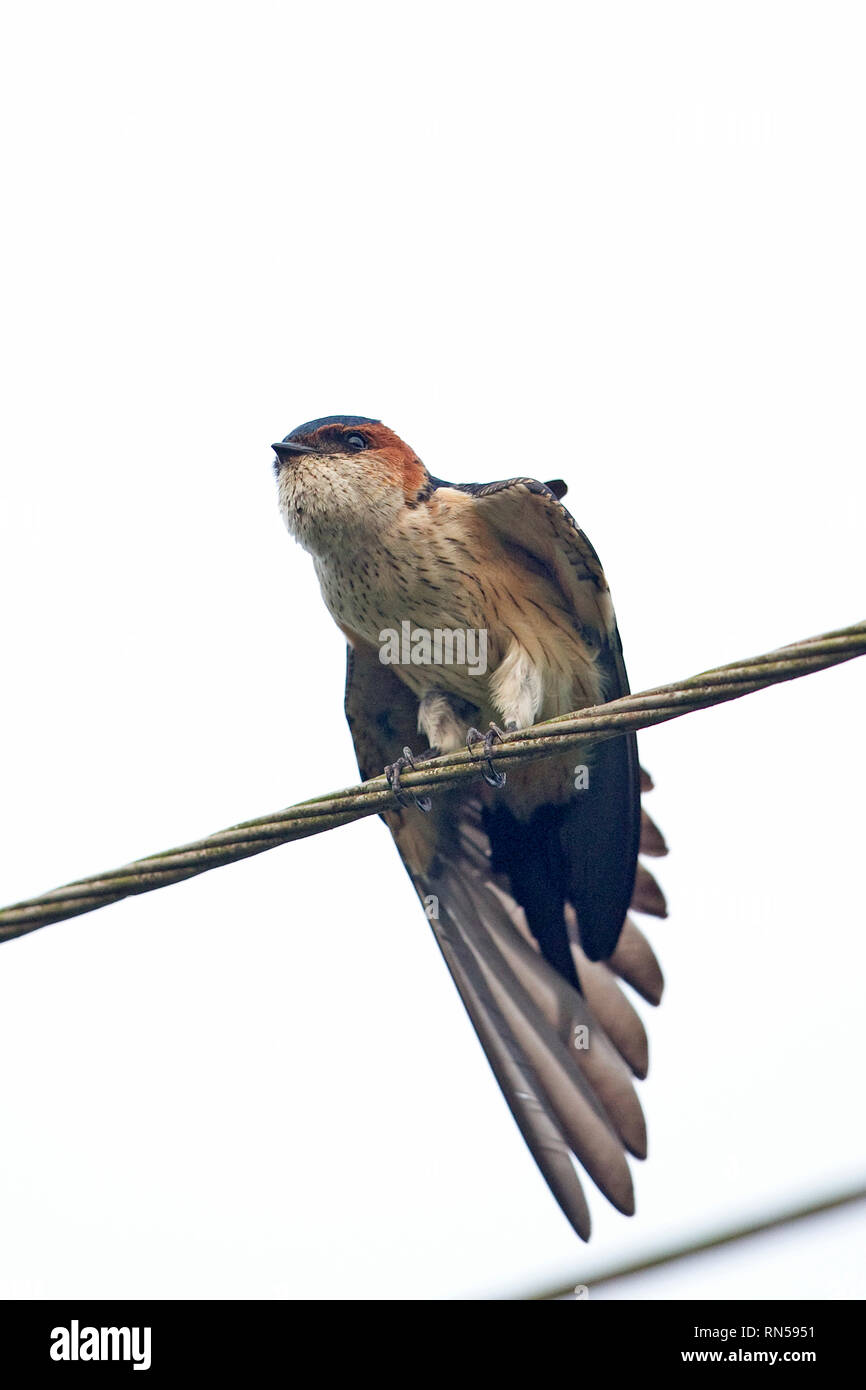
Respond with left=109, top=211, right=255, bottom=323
left=344, top=433, right=368, bottom=451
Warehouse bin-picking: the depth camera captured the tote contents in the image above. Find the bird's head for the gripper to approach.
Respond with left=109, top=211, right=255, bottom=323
left=272, top=414, right=428, bottom=555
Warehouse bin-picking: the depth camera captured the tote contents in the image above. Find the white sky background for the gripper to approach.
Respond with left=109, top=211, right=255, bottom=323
left=0, top=2, right=864, bottom=1301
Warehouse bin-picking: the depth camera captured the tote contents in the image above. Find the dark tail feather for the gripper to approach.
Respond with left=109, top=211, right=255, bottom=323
left=560, top=732, right=641, bottom=961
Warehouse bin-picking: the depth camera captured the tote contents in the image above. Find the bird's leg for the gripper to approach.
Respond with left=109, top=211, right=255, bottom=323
left=489, top=642, right=543, bottom=733
left=384, top=746, right=432, bottom=813
left=471, top=640, right=542, bottom=785
left=466, top=724, right=510, bottom=788
left=417, top=690, right=474, bottom=755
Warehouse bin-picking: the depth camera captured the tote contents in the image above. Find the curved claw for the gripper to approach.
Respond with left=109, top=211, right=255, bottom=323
left=384, top=759, right=414, bottom=808
left=467, top=724, right=507, bottom=788
left=384, top=746, right=432, bottom=813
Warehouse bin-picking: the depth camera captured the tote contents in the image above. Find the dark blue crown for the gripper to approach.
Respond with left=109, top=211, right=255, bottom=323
left=284, top=414, right=380, bottom=441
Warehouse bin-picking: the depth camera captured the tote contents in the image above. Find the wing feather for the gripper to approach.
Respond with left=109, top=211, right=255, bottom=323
left=436, top=477, right=643, bottom=962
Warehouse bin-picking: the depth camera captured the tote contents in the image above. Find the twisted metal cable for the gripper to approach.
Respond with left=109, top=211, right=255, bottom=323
left=1, top=619, right=863, bottom=944
left=531, top=1180, right=866, bottom=1300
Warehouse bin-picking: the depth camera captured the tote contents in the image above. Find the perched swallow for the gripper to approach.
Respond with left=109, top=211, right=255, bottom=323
left=273, top=414, right=668, bottom=1239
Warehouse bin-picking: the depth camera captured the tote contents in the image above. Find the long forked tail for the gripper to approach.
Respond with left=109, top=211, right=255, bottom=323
left=410, top=780, right=668, bottom=1239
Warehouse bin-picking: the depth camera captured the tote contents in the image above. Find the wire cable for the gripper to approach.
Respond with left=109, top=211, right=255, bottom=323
left=1, top=619, right=863, bottom=944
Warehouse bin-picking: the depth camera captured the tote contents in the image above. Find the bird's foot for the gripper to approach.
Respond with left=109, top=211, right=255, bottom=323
left=384, top=745, right=433, bottom=813
left=466, top=724, right=509, bottom=788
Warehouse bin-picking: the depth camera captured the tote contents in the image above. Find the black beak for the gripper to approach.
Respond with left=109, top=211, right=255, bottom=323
left=272, top=440, right=315, bottom=462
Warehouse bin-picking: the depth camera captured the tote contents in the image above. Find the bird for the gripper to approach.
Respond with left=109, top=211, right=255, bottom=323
left=273, top=413, right=668, bottom=1239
